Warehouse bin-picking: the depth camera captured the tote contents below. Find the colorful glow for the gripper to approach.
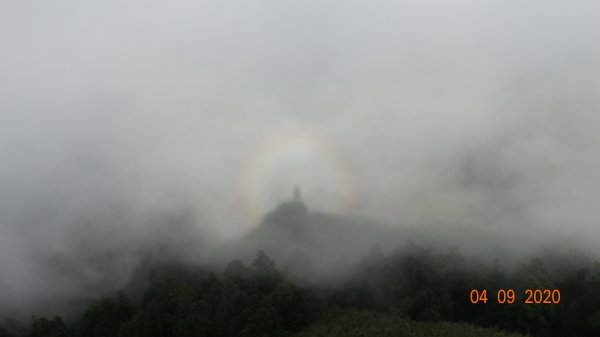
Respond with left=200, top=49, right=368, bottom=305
left=240, top=129, right=357, bottom=225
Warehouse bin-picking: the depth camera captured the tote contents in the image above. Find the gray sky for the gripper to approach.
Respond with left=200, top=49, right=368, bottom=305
left=1, top=0, right=600, bottom=316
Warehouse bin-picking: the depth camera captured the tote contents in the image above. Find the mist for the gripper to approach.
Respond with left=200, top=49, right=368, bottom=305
left=1, top=0, right=600, bottom=319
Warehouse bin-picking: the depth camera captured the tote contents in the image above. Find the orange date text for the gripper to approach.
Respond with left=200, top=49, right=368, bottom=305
left=469, top=289, right=560, bottom=304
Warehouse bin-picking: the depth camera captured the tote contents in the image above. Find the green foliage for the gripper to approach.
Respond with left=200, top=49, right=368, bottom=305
left=562, top=286, right=600, bottom=336
left=111, top=252, right=317, bottom=337
left=29, top=317, right=69, bottom=337
left=295, top=310, right=526, bottom=337
left=0, top=325, right=12, bottom=337
left=121, top=267, right=220, bottom=337
left=252, top=250, right=283, bottom=292
left=78, top=292, right=134, bottom=337
left=328, top=245, right=600, bottom=337
left=11, top=245, right=600, bottom=337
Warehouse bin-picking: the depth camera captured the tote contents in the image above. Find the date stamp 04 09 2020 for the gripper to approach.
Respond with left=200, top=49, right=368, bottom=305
left=469, top=289, right=561, bottom=305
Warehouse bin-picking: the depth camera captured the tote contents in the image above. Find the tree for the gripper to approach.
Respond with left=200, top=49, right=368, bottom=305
left=252, top=250, right=282, bottom=292
left=79, top=292, right=134, bottom=337
left=29, top=317, right=69, bottom=337
left=0, top=325, right=12, bottom=337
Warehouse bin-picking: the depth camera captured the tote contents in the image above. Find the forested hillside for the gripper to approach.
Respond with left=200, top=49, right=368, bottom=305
left=2, top=245, right=598, bottom=337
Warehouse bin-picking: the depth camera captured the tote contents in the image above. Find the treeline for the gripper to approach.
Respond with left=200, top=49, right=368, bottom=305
left=1, top=245, right=599, bottom=337
left=2, top=251, right=320, bottom=337
left=331, top=243, right=600, bottom=336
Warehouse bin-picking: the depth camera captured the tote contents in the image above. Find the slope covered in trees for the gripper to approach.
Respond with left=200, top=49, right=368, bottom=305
left=296, top=310, right=525, bottom=337
left=2, top=245, right=599, bottom=337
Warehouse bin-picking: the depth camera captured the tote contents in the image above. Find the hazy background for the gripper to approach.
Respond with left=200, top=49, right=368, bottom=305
left=1, top=0, right=600, bottom=317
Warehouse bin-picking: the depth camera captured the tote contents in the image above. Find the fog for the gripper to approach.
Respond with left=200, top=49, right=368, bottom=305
left=1, top=0, right=600, bottom=318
